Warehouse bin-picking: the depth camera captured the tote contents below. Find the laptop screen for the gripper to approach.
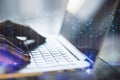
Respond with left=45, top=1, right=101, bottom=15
left=60, top=0, right=118, bottom=57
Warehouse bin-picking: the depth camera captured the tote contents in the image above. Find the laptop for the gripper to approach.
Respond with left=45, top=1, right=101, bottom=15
left=0, top=0, right=119, bottom=78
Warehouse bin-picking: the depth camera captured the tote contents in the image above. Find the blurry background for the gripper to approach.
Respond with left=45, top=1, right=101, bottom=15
left=0, top=0, right=68, bottom=36
left=0, top=0, right=119, bottom=72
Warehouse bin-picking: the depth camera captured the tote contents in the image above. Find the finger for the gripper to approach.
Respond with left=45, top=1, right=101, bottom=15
left=0, top=20, right=28, bottom=37
left=0, top=20, right=46, bottom=44
left=6, top=37, right=28, bottom=51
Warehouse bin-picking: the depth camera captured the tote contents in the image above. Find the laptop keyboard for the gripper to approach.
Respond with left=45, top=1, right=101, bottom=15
left=27, top=40, right=78, bottom=69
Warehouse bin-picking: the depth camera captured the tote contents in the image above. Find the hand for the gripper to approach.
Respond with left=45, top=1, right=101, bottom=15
left=0, top=34, right=30, bottom=63
left=0, top=20, right=46, bottom=51
left=0, top=35, right=31, bottom=73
